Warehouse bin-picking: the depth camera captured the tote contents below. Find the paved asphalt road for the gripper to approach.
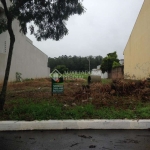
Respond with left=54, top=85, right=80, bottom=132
left=0, top=130, right=150, bottom=150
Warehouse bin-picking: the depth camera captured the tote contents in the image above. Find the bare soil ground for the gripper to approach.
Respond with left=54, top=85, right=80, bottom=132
left=0, top=78, right=150, bottom=110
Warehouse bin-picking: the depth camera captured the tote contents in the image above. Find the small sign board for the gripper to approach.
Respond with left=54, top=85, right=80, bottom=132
left=50, top=69, right=64, bottom=95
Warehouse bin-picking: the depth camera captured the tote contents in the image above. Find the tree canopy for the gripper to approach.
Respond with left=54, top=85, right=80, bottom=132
left=100, top=51, right=120, bottom=73
left=55, top=65, right=68, bottom=74
left=0, top=0, right=85, bottom=40
left=0, top=0, right=85, bottom=110
left=48, top=55, right=103, bottom=72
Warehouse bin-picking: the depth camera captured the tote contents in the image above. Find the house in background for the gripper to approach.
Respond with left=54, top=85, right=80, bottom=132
left=0, top=1, right=50, bottom=82
left=91, top=65, right=108, bottom=79
left=124, top=0, right=150, bottom=80
left=91, top=60, right=124, bottom=79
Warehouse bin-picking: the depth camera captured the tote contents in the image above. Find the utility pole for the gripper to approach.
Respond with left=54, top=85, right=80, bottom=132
left=87, top=57, right=90, bottom=74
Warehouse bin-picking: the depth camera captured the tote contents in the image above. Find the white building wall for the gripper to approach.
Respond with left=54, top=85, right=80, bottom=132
left=0, top=14, right=50, bottom=82
left=91, top=69, right=108, bottom=79
left=0, top=54, right=7, bottom=81
left=0, top=32, right=7, bottom=54
left=0, top=7, right=8, bottom=82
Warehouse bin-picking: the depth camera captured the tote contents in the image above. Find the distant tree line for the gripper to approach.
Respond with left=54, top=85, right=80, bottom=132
left=48, top=55, right=103, bottom=72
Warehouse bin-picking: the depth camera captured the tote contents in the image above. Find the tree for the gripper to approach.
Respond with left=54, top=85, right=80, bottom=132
left=100, top=51, right=120, bottom=73
left=48, top=55, right=103, bottom=71
left=0, top=0, right=85, bottom=110
left=55, top=65, right=68, bottom=74
left=112, top=61, right=121, bottom=68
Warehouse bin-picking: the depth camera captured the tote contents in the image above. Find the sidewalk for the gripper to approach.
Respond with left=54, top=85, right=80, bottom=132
left=0, top=119, right=150, bottom=131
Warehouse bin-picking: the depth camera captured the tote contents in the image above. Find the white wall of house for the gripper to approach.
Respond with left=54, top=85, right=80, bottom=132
left=0, top=8, right=50, bottom=82
left=91, top=69, right=108, bottom=79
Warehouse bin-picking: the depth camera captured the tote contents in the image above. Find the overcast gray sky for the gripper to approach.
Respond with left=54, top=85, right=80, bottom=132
left=27, top=0, right=144, bottom=59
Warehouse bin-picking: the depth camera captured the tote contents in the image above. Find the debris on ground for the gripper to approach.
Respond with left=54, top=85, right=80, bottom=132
left=0, top=78, right=149, bottom=110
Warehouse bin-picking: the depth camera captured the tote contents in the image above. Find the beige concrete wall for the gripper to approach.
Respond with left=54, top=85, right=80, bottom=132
left=0, top=16, right=50, bottom=82
left=124, top=0, right=150, bottom=80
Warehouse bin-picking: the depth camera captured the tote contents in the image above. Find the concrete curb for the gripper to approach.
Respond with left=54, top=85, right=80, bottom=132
left=0, top=120, right=150, bottom=131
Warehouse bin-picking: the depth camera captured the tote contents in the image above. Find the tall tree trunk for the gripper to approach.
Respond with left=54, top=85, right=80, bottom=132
left=0, top=0, right=15, bottom=110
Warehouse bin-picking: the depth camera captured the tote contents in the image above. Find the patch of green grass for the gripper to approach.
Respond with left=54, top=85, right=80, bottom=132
left=96, top=108, right=135, bottom=119
left=101, top=79, right=112, bottom=84
left=0, top=99, right=150, bottom=120
left=2, top=99, right=63, bottom=120
left=134, top=104, right=150, bottom=119
left=81, top=74, right=89, bottom=80
left=63, top=104, right=95, bottom=119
